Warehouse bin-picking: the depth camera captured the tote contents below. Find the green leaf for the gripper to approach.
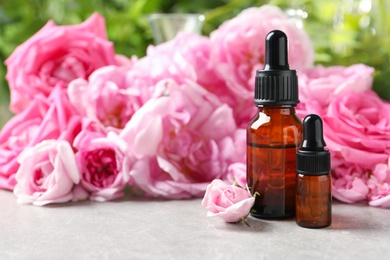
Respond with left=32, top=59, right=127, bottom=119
left=373, top=69, right=390, bottom=102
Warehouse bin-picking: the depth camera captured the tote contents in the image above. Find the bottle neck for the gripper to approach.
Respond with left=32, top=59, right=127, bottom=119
left=257, top=105, right=297, bottom=115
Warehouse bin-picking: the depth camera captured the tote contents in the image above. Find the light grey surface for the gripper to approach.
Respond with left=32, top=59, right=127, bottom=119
left=0, top=190, right=389, bottom=260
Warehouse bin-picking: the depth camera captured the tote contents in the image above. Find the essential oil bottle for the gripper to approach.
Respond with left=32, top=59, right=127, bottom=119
left=247, top=30, right=303, bottom=219
left=296, top=114, right=331, bottom=228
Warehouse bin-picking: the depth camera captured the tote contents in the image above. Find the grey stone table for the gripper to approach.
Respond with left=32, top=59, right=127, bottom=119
left=0, top=190, right=389, bottom=260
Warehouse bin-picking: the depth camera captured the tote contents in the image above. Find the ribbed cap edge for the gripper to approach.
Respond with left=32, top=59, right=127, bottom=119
left=296, top=150, right=330, bottom=175
left=254, top=70, right=299, bottom=106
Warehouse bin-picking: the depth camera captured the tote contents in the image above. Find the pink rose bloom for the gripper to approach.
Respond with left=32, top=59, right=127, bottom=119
left=224, top=129, right=247, bottom=187
left=332, top=163, right=369, bottom=203
left=68, top=65, right=148, bottom=129
left=323, top=90, right=390, bottom=205
left=225, top=162, right=247, bottom=188
left=73, top=124, right=130, bottom=202
left=201, top=179, right=255, bottom=223
left=125, top=33, right=197, bottom=91
left=115, top=54, right=138, bottom=69
left=324, top=90, right=390, bottom=165
left=367, top=162, right=390, bottom=208
left=126, top=32, right=238, bottom=118
left=0, top=87, right=81, bottom=190
left=120, top=79, right=238, bottom=199
left=210, top=5, right=313, bottom=124
left=127, top=32, right=245, bottom=125
left=127, top=32, right=231, bottom=99
left=296, top=99, right=325, bottom=120
left=297, top=64, right=375, bottom=117
left=132, top=32, right=223, bottom=91
left=5, top=13, right=117, bottom=113
left=231, top=128, right=246, bottom=164
left=13, top=140, right=80, bottom=206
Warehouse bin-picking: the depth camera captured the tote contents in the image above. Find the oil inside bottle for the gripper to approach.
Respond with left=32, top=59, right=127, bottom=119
left=296, top=174, right=332, bottom=228
left=247, top=143, right=299, bottom=219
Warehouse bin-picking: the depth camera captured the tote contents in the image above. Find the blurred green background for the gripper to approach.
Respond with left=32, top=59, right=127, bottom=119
left=0, top=0, right=389, bottom=126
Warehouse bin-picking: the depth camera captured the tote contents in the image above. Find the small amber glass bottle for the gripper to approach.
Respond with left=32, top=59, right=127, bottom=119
left=247, top=30, right=302, bottom=219
left=296, top=114, right=331, bottom=228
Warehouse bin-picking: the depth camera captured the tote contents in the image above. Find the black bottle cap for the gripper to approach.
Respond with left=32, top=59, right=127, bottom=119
left=254, top=30, right=299, bottom=106
left=297, top=114, right=331, bottom=175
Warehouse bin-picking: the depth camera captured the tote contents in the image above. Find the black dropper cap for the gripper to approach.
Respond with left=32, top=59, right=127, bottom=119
left=297, top=114, right=330, bottom=175
left=255, top=30, right=299, bottom=106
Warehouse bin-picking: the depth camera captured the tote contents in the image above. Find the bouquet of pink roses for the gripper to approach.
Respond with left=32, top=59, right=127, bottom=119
left=1, top=5, right=389, bottom=208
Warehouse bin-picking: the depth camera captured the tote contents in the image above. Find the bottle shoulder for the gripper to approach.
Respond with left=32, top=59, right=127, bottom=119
left=248, top=110, right=302, bottom=130
left=247, top=109, right=302, bottom=145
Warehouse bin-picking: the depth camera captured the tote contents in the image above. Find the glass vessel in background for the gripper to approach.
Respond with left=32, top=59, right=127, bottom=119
left=284, top=3, right=308, bottom=29
left=148, top=13, right=205, bottom=44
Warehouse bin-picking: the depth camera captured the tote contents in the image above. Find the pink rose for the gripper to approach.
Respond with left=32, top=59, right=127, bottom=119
left=13, top=140, right=80, bottom=206
left=223, top=129, right=247, bottom=187
left=120, top=79, right=238, bottom=199
left=127, top=32, right=248, bottom=126
left=0, top=87, right=81, bottom=191
left=201, top=179, right=255, bottom=223
left=68, top=66, right=147, bottom=129
left=155, top=33, right=230, bottom=105
left=124, top=33, right=198, bottom=92
left=231, top=128, right=246, bottom=164
left=297, top=64, right=374, bottom=117
left=115, top=54, right=138, bottom=69
left=323, top=90, right=390, bottom=206
left=210, top=5, right=313, bottom=124
left=5, top=13, right=117, bottom=113
left=126, top=33, right=231, bottom=106
left=367, top=162, right=390, bottom=208
left=324, top=90, right=390, bottom=165
left=225, top=162, right=247, bottom=189
left=73, top=123, right=130, bottom=202
left=332, top=163, right=369, bottom=203
left=132, top=32, right=223, bottom=90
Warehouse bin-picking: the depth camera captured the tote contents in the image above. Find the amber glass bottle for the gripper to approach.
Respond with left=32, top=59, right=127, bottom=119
left=247, top=30, right=303, bottom=219
left=296, top=114, right=331, bottom=228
